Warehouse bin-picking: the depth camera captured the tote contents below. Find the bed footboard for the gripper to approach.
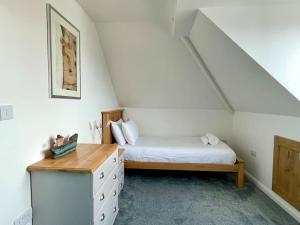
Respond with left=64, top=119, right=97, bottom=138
left=125, top=158, right=245, bottom=189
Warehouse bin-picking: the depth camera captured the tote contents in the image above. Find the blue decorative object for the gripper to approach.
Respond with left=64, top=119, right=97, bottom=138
left=51, top=133, right=78, bottom=159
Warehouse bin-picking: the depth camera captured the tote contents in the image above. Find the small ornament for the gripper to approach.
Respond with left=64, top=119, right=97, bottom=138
left=53, top=135, right=65, bottom=147
left=51, top=133, right=78, bottom=159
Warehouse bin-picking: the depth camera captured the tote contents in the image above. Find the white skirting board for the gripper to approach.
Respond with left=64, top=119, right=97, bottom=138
left=245, top=171, right=300, bottom=223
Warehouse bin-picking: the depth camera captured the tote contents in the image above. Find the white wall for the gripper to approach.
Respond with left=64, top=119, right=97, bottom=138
left=201, top=4, right=300, bottom=100
left=125, top=108, right=233, bottom=142
left=232, top=111, right=300, bottom=220
left=97, top=22, right=224, bottom=109
left=0, top=0, right=118, bottom=224
left=232, top=112, right=300, bottom=188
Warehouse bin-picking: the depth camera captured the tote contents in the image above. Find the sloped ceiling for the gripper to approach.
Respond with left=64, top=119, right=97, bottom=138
left=97, top=22, right=224, bottom=109
left=200, top=4, right=300, bottom=101
left=78, top=0, right=300, bottom=116
left=174, top=0, right=298, bottom=37
left=78, top=0, right=226, bottom=109
left=190, top=10, right=300, bottom=116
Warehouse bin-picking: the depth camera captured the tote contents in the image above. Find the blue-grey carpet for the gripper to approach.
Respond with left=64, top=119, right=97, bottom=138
left=115, top=170, right=299, bottom=225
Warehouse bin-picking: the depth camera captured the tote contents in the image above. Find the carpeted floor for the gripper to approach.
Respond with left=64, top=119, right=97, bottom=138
left=114, top=170, right=299, bottom=225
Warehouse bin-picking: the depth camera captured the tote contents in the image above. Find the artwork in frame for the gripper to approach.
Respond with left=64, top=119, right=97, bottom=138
left=47, top=4, right=81, bottom=99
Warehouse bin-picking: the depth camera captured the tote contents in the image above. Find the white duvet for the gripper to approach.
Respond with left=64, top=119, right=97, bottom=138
left=123, top=136, right=237, bottom=165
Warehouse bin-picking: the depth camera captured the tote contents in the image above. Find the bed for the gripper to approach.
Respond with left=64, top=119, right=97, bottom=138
left=124, top=136, right=237, bottom=164
left=102, top=109, right=244, bottom=188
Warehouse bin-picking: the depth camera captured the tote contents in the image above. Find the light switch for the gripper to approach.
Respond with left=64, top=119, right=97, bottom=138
left=0, top=105, right=14, bottom=121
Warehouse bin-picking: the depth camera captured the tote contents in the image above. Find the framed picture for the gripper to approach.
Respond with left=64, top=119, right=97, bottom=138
left=47, top=4, right=81, bottom=99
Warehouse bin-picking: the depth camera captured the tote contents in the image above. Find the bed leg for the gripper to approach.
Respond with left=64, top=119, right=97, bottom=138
left=236, top=159, right=244, bottom=189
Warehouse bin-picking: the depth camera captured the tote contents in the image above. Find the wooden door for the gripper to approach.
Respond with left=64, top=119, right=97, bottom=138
left=272, top=136, right=300, bottom=210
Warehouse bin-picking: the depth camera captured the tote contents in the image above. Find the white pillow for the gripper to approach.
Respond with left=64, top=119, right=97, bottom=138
left=121, top=120, right=139, bottom=145
left=111, top=119, right=126, bottom=146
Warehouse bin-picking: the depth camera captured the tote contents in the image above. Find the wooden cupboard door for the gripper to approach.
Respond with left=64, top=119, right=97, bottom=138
left=292, top=152, right=300, bottom=208
left=276, top=147, right=291, bottom=196
left=273, top=136, right=300, bottom=210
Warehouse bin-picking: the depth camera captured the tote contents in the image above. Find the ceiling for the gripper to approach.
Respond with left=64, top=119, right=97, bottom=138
left=77, top=0, right=300, bottom=116
left=77, top=0, right=176, bottom=31
left=190, top=10, right=300, bottom=116
left=77, top=0, right=298, bottom=36
left=174, top=0, right=300, bottom=36
left=97, top=22, right=225, bottom=109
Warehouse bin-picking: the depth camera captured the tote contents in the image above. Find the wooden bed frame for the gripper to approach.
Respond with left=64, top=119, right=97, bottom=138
left=101, top=109, right=244, bottom=188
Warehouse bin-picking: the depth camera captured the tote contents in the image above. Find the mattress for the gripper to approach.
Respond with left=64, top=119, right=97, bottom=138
left=123, top=136, right=237, bottom=165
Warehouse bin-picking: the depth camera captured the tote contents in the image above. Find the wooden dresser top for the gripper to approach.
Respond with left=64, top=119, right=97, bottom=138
left=27, top=144, right=118, bottom=173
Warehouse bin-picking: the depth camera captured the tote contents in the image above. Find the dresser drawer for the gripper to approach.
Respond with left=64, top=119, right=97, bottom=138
left=94, top=183, right=118, bottom=225
left=104, top=198, right=119, bottom=225
left=118, top=164, right=124, bottom=193
left=118, top=164, right=124, bottom=178
left=93, top=166, right=119, bottom=217
left=118, top=153, right=124, bottom=166
left=93, top=150, right=118, bottom=195
left=118, top=175, right=124, bottom=194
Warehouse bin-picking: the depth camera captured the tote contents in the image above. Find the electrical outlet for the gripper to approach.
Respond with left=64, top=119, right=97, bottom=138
left=250, top=150, right=257, bottom=158
left=0, top=105, right=13, bottom=121
left=14, top=208, right=32, bottom=225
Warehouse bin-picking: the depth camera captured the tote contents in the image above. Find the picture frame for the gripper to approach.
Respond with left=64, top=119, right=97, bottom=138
left=47, top=4, right=81, bottom=99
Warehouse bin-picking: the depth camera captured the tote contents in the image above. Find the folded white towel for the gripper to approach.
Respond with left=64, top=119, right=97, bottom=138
left=206, top=133, right=220, bottom=146
left=200, top=136, right=209, bottom=145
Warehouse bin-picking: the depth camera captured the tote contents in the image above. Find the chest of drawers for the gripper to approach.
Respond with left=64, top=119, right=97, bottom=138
left=118, top=149, right=125, bottom=194
left=27, top=144, right=123, bottom=225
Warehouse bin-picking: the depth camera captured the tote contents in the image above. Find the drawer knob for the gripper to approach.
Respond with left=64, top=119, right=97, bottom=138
left=100, top=193, right=105, bottom=201
left=113, top=206, right=117, bottom=213
left=113, top=174, right=117, bottom=180
left=100, top=213, right=105, bottom=222
left=113, top=158, right=117, bottom=163
left=113, top=190, right=117, bottom=196
left=99, top=172, right=105, bottom=179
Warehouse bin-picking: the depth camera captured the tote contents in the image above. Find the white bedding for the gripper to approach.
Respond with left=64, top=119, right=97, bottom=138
left=123, top=136, right=236, bottom=165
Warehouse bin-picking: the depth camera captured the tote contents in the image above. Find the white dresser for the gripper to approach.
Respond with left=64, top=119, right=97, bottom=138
left=118, top=148, right=125, bottom=194
left=27, top=144, right=124, bottom=225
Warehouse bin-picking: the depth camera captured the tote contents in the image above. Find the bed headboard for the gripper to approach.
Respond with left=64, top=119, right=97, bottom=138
left=101, top=109, right=124, bottom=144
